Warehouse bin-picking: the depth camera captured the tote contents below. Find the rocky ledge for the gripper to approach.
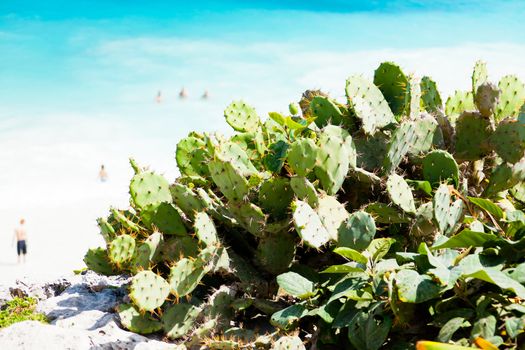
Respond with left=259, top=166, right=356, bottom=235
left=0, top=271, right=177, bottom=350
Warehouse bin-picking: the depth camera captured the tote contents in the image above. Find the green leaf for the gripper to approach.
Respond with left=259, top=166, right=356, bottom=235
left=333, top=247, right=368, bottom=264
left=406, top=179, right=433, bottom=196
left=471, top=315, right=496, bottom=340
left=505, top=317, right=525, bottom=339
left=431, top=230, right=498, bottom=250
left=366, top=238, right=396, bottom=263
left=263, top=140, right=290, bottom=173
left=463, top=268, right=525, bottom=299
left=328, top=276, right=371, bottom=303
left=270, top=304, right=307, bottom=330
left=347, top=303, right=392, bottom=350
left=285, top=116, right=308, bottom=130
left=395, top=269, right=442, bottom=303
left=276, top=272, right=316, bottom=299
left=437, top=317, right=467, bottom=343
left=468, top=197, right=504, bottom=219
left=320, top=264, right=365, bottom=274
left=268, top=112, right=286, bottom=126
left=510, top=262, right=525, bottom=283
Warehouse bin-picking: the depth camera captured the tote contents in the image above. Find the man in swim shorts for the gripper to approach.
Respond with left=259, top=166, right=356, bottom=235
left=13, top=218, right=27, bottom=264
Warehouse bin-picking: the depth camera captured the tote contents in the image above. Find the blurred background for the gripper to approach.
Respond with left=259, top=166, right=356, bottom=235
left=1, top=0, right=525, bottom=284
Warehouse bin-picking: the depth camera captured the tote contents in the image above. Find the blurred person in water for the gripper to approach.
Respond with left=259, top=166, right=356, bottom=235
left=99, top=164, right=108, bottom=182
left=13, top=218, right=27, bottom=264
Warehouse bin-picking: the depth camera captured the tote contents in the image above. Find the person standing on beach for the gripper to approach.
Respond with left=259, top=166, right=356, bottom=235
left=99, top=164, right=108, bottom=182
left=13, top=219, right=27, bottom=264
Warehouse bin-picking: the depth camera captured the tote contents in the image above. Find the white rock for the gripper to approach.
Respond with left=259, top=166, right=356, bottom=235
left=0, top=320, right=175, bottom=350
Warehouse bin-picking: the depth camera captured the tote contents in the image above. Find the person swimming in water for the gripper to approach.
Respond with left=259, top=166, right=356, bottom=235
left=156, top=90, right=162, bottom=103
left=179, top=87, right=188, bottom=99
left=99, top=164, right=108, bottom=182
left=13, top=218, right=27, bottom=264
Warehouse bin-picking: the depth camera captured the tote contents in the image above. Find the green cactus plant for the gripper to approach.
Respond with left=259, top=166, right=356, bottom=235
left=224, top=100, right=261, bottom=132
left=83, top=61, right=525, bottom=349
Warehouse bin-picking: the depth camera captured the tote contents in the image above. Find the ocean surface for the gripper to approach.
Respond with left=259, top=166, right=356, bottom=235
left=0, top=0, right=524, bottom=283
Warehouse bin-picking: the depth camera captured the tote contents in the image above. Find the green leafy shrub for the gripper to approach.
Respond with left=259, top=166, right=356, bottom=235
left=0, top=297, right=48, bottom=328
left=85, top=61, right=525, bottom=349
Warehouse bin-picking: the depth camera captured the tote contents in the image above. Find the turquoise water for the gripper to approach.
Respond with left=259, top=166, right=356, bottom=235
left=1, top=1, right=525, bottom=116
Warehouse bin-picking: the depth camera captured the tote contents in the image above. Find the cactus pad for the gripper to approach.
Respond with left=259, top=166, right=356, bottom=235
left=337, top=211, right=376, bottom=250
left=194, top=212, right=218, bottom=247
left=472, top=60, right=488, bottom=97
left=170, top=183, right=206, bottom=218
left=422, top=150, right=459, bottom=186
left=228, top=201, right=267, bottom=237
left=141, top=202, right=187, bottom=236
left=445, top=90, right=475, bottom=123
left=383, top=122, right=416, bottom=174
left=130, top=172, right=172, bottom=210
left=386, top=174, right=416, bottom=214
left=433, top=183, right=451, bottom=235
left=454, top=111, right=492, bottom=161
left=215, top=141, right=258, bottom=175
left=408, top=114, right=443, bottom=156
left=314, top=128, right=352, bottom=195
left=129, top=271, right=170, bottom=311
left=109, top=234, right=136, bottom=265
left=354, top=132, right=388, bottom=170
left=287, top=139, right=317, bottom=176
left=406, top=75, right=422, bottom=119
left=209, top=160, right=250, bottom=202
left=224, top=100, right=260, bottom=132
left=97, top=217, right=115, bottom=244
left=346, top=74, right=396, bottom=134
left=255, top=233, right=296, bottom=274
left=484, top=163, right=520, bottom=197
left=292, top=200, right=331, bottom=248
left=110, top=208, right=142, bottom=233
left=365, top=203, right=409, bottom=224
left=117, top=303, right=162, bottom=334
left=495, top=75, right=525, bottom=121
left=490, top=118, right=525, bottom=163
left=176, top=135, right=209, bottom=177
left=84, top=248, right=117, bottom=276
left=132, top=231, right=163, bottom=271
left=433, top=184, right=463, bottom=235
left=310, top=96, right=343, bottom=127
left=162, top=303, right=202, bottom=339
left=373, top=61, right=409, bottom=117
left=259, top=177, right=294, bottom=219
left=420, top=76, right=442, bottom=113
left=169, top=257, right=207, bottom=296
left=317, top=195, right=349, bottom=241
left=290, top=176, right=319, bottom=208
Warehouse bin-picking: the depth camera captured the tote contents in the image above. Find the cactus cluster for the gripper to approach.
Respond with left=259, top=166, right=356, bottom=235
left=85, top=61, right=525, bottom=349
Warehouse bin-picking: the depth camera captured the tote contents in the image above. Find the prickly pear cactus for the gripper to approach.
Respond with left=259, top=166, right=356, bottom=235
left=83, top=61, right=525, bottom=349
left=495, top=75, right=525, bottom=121
left=373, top=61, right=409, bottom=117
left=129, top=271, right=170, bottom=312
left=129, top=172, right=171, bottom=209
left=224, top=100, right=260, bottom=132
left=346, top=74, right=396, bottom=134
